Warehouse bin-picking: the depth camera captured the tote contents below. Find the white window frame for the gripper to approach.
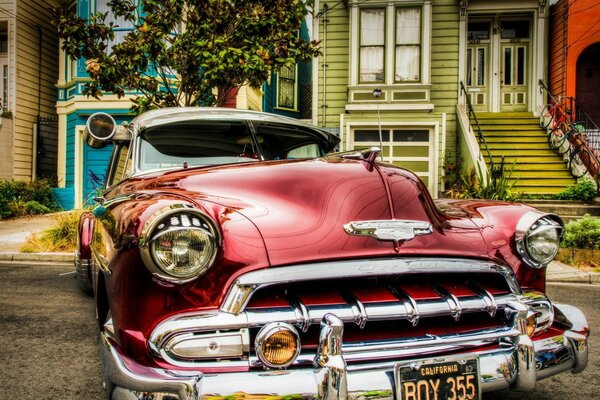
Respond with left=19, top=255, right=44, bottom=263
left=276, top=64, right=298, bottom=111
left=349, top=0, right=432, bottom=87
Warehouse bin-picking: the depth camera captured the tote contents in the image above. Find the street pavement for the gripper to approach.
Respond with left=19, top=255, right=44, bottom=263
left=0, top=213, right=597, bottom=284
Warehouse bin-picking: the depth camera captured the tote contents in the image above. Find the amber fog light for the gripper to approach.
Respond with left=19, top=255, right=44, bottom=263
left=255, top=322, right=300, bottom=369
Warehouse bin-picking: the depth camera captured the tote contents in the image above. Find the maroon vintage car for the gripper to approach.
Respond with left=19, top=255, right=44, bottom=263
left=76, top=108, right=589, bottom=400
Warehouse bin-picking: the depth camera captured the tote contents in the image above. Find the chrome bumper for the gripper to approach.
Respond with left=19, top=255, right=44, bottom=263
left=103, top=303, right=589, bottom=400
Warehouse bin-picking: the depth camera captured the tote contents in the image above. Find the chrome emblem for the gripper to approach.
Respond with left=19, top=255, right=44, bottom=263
left=344, top=220, right=433, bottom=242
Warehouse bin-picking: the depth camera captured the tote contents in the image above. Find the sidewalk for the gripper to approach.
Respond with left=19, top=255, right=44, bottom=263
left=0, top=213, right=74, bottom=264
left=0, top=213, right=597, bottom=283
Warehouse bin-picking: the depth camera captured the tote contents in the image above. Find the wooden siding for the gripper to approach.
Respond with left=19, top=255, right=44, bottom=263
left=549, top=0, right=568, bottom=99
left=14, top=0, right=59, bottom=181
left=316, top=0, right=460, bottom=195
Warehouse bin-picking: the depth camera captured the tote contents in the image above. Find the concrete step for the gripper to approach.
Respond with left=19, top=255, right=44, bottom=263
left=523, top=200, right=600, bottom=220
left=485, top=136, right=548, bottom=143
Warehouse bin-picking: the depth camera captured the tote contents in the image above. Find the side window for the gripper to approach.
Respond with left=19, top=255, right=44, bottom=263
left=286, top=144, right=321, bottom=159
left=108, top=144, right=132, bottom=187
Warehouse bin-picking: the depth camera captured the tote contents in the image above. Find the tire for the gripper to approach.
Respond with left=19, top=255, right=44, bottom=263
left=548, top=126, right=567, bottom=153
left=569, top=147, right=592, bottom=178
left=75, top=253, right=94, bottom=295
left=540, top=104, right=554, bottom=129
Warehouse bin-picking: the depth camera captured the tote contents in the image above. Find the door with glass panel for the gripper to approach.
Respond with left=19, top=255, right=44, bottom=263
left=466, top=20, right=491, bottom=111
left=500, top=19, right=530, bottom=112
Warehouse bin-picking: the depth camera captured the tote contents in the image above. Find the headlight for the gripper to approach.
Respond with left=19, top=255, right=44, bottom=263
left=140, top=205, right=220, bottom=283
left=515, top=212, right=563, bottom=269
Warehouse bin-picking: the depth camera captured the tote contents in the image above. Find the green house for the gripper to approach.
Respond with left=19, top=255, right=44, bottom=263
left=312, top=0, right=568, bottom=197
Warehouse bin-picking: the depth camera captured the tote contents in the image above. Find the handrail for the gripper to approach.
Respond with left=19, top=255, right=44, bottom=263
left=460, top=81, right=504, bottom=184
left=539, top=80, right=600, bottom=190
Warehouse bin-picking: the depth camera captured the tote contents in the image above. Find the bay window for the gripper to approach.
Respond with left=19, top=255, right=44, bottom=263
left=351, top=0, right=431, bottom=95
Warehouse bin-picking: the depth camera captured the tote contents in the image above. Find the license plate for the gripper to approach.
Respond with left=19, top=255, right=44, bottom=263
left=395, top=355, right=480, bottom=400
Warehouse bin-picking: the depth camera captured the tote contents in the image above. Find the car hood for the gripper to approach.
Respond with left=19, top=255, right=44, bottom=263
left=139, top=158, right=489, bottom=266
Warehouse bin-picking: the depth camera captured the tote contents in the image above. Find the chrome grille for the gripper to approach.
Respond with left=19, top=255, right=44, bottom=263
left=149, top=258, right=551, bottom=369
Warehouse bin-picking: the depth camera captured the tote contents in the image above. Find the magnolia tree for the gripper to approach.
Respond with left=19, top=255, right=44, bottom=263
left=52, top=0, right=319, bottom=113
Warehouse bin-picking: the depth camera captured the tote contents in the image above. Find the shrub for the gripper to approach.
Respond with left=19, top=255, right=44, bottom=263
left=0, top=179, right=60, bottom=219
left=561, top=214, right=600, bottom=250
left=554, top=179, right=597, bottom=202
left=445, top=162, right=519, bottom=201
left=20, top=211, right=82, bottom=253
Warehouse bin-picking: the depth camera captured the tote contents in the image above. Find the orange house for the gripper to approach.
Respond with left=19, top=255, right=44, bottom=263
left=549, top=0, right=600, bottom=125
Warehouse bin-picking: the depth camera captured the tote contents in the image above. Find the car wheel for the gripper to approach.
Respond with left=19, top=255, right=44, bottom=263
left=75, top=252, right=93, bottom=295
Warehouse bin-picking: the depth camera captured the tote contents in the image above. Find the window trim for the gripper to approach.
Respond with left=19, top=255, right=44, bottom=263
left=393, top=6, right=422, bottom=83
left=349, top=0, right=432, bottom=88
left=358, top=8, right=386, bottom=84
left=275, top=64, right=298, bottom=111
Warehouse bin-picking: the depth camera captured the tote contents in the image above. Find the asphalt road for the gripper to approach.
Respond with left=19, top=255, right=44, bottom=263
left=0, top=263, right=597, bottom=399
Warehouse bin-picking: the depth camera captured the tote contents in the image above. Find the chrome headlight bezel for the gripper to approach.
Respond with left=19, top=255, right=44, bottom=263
left=515, top=211, right=563, bottom=269
left=140, top=204, right=221, bottom=283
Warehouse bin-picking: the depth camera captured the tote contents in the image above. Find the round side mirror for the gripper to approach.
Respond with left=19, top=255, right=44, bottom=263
left=85, top=113, right=116, bottom=148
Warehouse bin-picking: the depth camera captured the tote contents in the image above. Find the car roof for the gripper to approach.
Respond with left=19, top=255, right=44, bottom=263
left=134, top=107, right=325, bottom=132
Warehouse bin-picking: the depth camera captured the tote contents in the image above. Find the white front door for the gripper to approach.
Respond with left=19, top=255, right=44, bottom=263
left=466, top=16, right=531, bottom=112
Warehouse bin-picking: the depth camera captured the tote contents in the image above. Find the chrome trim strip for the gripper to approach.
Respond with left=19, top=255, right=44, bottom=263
left=390, top=286, right=420, bottom=326
left=434, top=285, right=462, bottom=321
left=220, top=258, right=522, bottom=315
left=286, top=291, right=310, bottom=333
left=341, top=291, right=367, bottom=329
left=470, top=283, right=498, bottom=317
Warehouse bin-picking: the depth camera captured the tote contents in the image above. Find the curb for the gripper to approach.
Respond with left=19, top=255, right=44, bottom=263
left=547, top=272, right=600, bottom=284
left=0, top=252, right=75, bottom=263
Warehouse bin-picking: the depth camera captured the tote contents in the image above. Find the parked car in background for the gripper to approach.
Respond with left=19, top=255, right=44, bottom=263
left=76, top=108, right=589, bottom=400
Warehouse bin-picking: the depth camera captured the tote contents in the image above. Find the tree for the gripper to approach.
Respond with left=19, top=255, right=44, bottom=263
left=52, top=0, right=319, bottom=113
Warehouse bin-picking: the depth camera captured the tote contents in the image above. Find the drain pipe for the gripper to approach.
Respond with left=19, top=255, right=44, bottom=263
left=320, top=4, right=329, bottom=127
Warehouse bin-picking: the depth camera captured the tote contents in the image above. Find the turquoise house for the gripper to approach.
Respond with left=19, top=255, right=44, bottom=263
left=55, top=0, right=313, bottom=209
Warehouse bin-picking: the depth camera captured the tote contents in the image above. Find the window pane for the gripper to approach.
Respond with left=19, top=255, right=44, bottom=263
left=501, top=20, right=530, bottom=39
left=393, top=130, right=429, bottom=142
left=360, top=47, right=384, bottom=82
left=395, top=46, right=420, bottom=81
left=504, top=47, right=512, bottom=85
left=355, top=129, right=390, bottom=142
left=280, top=65, right=295, bottom=79
left=466, top=48, right=472, bottom=86
left=278, top=79, right=295, bottom=109
left=396, top=8, right=420, bottom=44
left=477, top=48, right=485, bottom=86
left=468, top=21, right=490, bottom=40
left=361, top=9, right=385, bottom=45
left=517, top=47, right=525, bottom=85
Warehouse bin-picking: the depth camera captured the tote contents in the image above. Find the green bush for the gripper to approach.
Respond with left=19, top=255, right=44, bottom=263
left=21, top=211, right=82, bottom=253
left=561, top=214, right=600, bottom=250
left=0, top=179, right=60, bottom=219
left=554, top=179, right=597, bottom=202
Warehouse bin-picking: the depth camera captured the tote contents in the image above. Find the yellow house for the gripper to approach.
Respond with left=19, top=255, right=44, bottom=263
left=0, top=0, right=59, bottom=182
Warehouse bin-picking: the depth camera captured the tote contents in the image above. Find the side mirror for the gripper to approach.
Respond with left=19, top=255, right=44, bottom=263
left=84, top=113, right=117, bottom=148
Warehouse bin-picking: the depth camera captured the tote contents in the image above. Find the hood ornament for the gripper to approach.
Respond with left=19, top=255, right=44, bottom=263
left=344, top=220, right=433, bottom=242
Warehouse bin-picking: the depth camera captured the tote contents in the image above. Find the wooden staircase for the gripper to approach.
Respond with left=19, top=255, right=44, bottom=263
left=475, top=112, right=576, bottom=195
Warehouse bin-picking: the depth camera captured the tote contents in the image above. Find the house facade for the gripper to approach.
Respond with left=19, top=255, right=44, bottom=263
left=312, top=0, right=551, bottom=197
left=0, top=0, right=59, bottom=182
left=549, top=0, right=600, bottom=125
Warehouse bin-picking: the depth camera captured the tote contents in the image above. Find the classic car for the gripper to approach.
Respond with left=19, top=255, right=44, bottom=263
left=76, top=107, right=589, bottom=400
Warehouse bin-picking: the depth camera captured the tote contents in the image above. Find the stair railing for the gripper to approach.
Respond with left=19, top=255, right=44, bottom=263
left=539, top=80, right=600, bottom=193
left=460, top=81, right=504, bottom=184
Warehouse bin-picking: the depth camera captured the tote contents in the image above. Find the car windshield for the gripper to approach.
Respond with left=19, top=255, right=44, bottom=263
left=138, top=120, right=328, bottom=171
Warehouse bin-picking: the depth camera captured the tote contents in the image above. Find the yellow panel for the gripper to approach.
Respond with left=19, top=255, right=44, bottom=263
left=393, top=160, right=429, bottom=172
left=392, top=146, right=429, bottom=157
left=420, top=176, right=429, bottom=185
